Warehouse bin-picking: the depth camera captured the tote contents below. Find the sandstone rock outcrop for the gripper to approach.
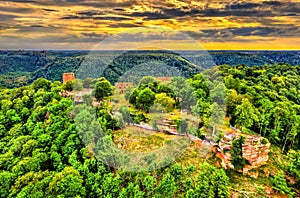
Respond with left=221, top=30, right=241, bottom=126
left=242, top=135, right=270, bottom=174
left=216, top=133, right=270, bottom=174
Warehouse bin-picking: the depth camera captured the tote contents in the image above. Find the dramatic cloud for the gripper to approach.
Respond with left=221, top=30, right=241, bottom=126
left=0, top=0, right=299, bottom=49
left=184, top=25, right=300, bottom=43
left=61, top=15, right=131, bottom=21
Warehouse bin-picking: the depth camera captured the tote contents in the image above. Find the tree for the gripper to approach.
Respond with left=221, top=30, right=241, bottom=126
left=124, top=86, right=134, bottom=101
left=62, top=80, right=74, bottom=91
left=0, top=171, right=16, bottom=197
left=120, top=182, right=144, bottom=198
left=48, top=167, right=86, bottom=197
left=136, top=88, right=155, bottom=112
left=94, top=77, right=114, bottom=101
left=226, top=89, right=242, bottom=117
left=231, top=135, right=248, bottom=170
left=209, top=102, right=225, bottom=136
left=100, top=173, right=121, bottom=197
left=139, top=76, right=159, bottom=90
left=168, top=77, right=197, bottom=111
left=257, top=98, right=273, bottom=136
left=32, top=78, right=51, bottom=92
left=270, top=102, right=290, bottom=145
left=210, top=82, right=226, bottom=105
left=74, top=79, right=83, bottom=91
left=154, top=93, right=175, bottom=112
left=157, top=84, right=175, bottom=98
left=9, top=171, right=52, bottom=198
left=119, top=106, right=132, bottom=124
left=75, top=107, right=104, bottom=146
left=190, top=73, right=209, bottom=95
left=282, top=113, right=299, bottom=152
left=142, top=175, right=156, bottom=197
left=83, top=77, right=96, bottom=88
left=154, top=172, right=177, bottom=198
left=190, top=163, right=229, bottom=198
left=128, top=88, right=140, bottom=105
left=235, top=98, right=258, bottom=132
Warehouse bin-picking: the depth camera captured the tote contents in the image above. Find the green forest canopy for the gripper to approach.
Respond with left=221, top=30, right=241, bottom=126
left=0, top=63, right=299, bottom=197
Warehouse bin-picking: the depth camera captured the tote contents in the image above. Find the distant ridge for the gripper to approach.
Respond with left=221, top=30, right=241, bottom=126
left=0, top=50, right=299, bottom=88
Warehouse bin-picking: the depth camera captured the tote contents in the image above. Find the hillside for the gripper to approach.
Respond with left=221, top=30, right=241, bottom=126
left=0, top=50, right=299, bottom=88
left=0, top=63, right=299, bottom=197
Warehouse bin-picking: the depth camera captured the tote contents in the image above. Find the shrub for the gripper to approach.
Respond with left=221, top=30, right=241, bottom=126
left=271, top=171, right=294, bottom=198
left=261, top=137, right=269, bottom=145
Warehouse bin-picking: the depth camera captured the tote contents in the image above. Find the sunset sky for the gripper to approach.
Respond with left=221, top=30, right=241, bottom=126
left=0, top=0, right=299, bottom=50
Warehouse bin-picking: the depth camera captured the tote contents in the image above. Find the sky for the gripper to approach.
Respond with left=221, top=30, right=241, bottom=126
left=0, top=0, right=299, bottom=50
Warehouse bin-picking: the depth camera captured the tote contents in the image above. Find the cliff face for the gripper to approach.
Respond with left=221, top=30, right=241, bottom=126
left=217, top=133, right=270, bottom=174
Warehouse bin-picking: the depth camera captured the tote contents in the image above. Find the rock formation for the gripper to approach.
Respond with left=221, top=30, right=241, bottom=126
left=242, top=135, right=270, bottom=174
left=217, top=133, right=270, bottom=174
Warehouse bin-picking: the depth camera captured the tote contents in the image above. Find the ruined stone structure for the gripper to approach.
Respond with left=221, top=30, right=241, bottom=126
left=156, top=77, right=172, bottom=83
left=156, top=118, right=178, bottom=134
left=130, top=119, right=202, bottom=141
left=115, top=78, right=171, bottom=94
left=73, top=88, right=93, bottom=103
left=217, top=133, right=270, bottom=174
left=115, top=82, right=133, bottom=94
left=63, top=73, right=75, bottom=84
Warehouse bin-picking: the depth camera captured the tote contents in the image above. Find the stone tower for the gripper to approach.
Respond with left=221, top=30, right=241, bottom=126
left=63, top=73, right=75, bottom=84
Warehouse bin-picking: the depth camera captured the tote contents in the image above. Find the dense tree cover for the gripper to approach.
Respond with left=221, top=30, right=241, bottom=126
left=127, top=71, right=224, bottom=138
left=2, top=50, right=299, bottom=88
left=128, top=75, right=211, bottom=114
left=1, top=63, right=300, bottom=197
left=102, top=51, right=201, bottom=84
left=128, top=76, right=172, bottom=112
left=186, top=163, right=230, bottom=198
left=126, top=63, right=300, bottom=195
left=0, top=77, right=230, bottom=197
left=221, top=64, right=300, bottom=196
left=221, top=64, right=300, bottom=152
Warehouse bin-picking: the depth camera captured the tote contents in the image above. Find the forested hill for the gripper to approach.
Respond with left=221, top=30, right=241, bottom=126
left=0, top=50, right=299, bottom=88
left=0, top=64, right=300, bottom=197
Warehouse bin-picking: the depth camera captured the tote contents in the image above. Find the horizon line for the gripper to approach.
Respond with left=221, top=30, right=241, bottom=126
left=0, top=49, right=299, bottom=51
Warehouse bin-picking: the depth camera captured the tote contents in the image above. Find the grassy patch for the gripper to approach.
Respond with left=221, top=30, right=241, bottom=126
left=113, top=126, right=179, bottom=153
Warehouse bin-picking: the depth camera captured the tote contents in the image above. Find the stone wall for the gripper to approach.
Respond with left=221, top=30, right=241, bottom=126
left=156, top=118, right=178, bottom=134
left=156, top=77, right=172, bottom=83
left=115, top=82, right=133, bottom=94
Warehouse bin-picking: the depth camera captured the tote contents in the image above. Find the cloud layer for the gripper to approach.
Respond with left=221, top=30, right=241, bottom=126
left=0, top=0, right=299, bottom=49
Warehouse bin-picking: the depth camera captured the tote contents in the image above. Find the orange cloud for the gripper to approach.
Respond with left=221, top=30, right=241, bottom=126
left=0, top=0, right=299, bottom=49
